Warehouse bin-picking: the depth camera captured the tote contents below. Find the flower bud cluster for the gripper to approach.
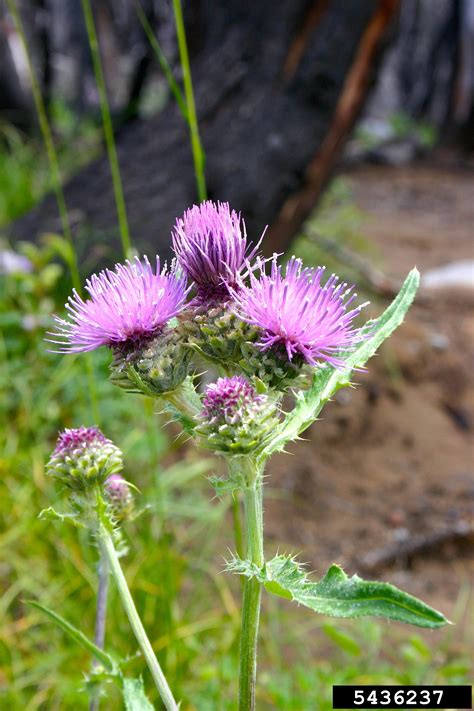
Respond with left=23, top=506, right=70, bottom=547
left=49, top=200, right=367, bottom=455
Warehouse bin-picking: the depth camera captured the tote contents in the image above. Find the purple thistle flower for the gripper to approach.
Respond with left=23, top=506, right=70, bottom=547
left=172, top=201, right=260, bottom=301
left=201, top=376, right=264, bottom=426
left=230, top=256, right=369, bottom=368
left=48, top=256, right=189, bottom=353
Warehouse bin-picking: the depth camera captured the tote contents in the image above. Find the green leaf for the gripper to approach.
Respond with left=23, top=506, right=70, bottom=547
left=38, top=507, right=86, bottom=528
left=228, top=555, right=449, bottom=629
left=27, top=600, right=117, bottom=671
left=262, top=268, right=420, bottom=457
left=122, top=677, right=155, bottom=711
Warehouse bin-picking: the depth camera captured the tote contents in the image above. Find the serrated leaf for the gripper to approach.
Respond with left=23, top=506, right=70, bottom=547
left=229, top=555, right=449, bottom=629
left=262, top=268, right=420, bottom=457
left=27, top=600, right=117, bottom=671
left=122, top=677, right=155, bottom=710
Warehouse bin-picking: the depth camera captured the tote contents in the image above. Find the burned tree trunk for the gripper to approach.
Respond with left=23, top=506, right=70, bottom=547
left=9, top=0, right=398, bottom=270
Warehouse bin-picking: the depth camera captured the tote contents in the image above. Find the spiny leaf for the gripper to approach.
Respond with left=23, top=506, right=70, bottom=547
left=262, top=268, right=420, bottom=457
left=228, top=554, right=449, bottom=630
left=27, top=600, right=118, bottom=671
left=38, top=506, right=86, bottom=528
left=122, top=677, right=155, bottom=710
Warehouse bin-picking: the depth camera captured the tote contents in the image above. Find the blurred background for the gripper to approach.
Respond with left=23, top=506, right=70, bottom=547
left=0, top=1, right=473, bottom=709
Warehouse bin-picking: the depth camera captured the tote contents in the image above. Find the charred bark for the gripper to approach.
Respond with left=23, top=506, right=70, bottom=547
left=9, top=0, right=398, bottom=272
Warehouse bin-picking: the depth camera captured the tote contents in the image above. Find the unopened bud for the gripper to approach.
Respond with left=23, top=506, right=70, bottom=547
left=104, top=474, right=134, bottom=519
left=47, top=427, right=123, bottom=492
left=196, top=376, right=279, bottom=454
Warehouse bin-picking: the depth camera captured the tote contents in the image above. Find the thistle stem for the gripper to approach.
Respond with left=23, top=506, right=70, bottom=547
left=232, top=493, right=244, bottom=560
left=238, top=477, right=264, bottom=711
left=98, top=524, right=178, bottom=711
left=89, top=552, right=110, bottom=711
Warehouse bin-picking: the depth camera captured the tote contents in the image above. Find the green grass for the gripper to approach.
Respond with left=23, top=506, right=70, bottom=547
left=0, top=238, right=471, bottom=710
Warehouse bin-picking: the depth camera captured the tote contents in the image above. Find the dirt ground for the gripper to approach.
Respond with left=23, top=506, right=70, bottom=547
left=265, top=158, right=474, bottom=621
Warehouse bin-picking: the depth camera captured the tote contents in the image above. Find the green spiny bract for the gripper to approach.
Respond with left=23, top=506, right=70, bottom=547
left=179, top=301, right=308, bottom=390
left=109, top=325, right=192, bottom=397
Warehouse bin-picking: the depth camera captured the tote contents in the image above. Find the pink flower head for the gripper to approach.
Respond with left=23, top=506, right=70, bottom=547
left=48, top=256, right=189, bottom=353
left=230, top=256, right=368, bottom=367
left=172, top=201, right=260, bottom=301
left=53, top=426, right=108, bottom=456
left=201, top=376, right=264, bottom=426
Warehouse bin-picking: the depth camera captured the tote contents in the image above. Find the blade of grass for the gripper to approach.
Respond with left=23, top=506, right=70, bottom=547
left=5, top=0, right=80, bottom=291
left=80, top=0, right=132, bottom=258
left=172, top=0, right=207, bottom=202
left=134, top=0, right=188, bottom=120
left=27, top=600, right=116, bottom=671
left=6, top=0, right=99, bottom=424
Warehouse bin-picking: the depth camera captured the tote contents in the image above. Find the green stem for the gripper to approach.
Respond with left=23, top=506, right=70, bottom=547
left=232, top=494, right=245, bottom=560
left=81, top=0, right=132, bottom=258
left=134, top=0, right=188, bottom=120
left=6, top=0, right=99, bottom=423
left=171, top=0, right=207, bottom=201
left=89, top=551, right=110, bottom=711
left=5, top=0, right=80, bottom=291
left=238, top=467, right=264, bottom=711
left=98, top=524, right=178, bottom=711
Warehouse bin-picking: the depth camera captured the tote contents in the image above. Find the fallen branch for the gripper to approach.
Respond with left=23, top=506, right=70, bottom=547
left=353, top=521, right=473, bottom=573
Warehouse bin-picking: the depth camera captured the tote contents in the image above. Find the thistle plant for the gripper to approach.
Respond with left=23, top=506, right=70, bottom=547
left=49, top=199, right=449, bottom=709
left=43, top=427, right=178, bottom=710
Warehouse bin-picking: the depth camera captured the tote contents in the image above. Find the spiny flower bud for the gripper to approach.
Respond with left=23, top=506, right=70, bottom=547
left=104, top=474, right=134, bottom=520
left=47, top=427, right=123, bottom=492
left=196, top=376, right=279, bottom=454
left=110, top=324, right=191, bottom=396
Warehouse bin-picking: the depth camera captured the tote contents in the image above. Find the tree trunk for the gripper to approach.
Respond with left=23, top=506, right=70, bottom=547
left=9, top=0, right=399, bottom=272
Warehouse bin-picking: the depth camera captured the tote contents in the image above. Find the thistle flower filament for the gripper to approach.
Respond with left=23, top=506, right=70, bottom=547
left=230, top=256, right=368, bottom=367
left=49, top=256, right=189, bottom=353
left=172, top=200, right=259, bottom=301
